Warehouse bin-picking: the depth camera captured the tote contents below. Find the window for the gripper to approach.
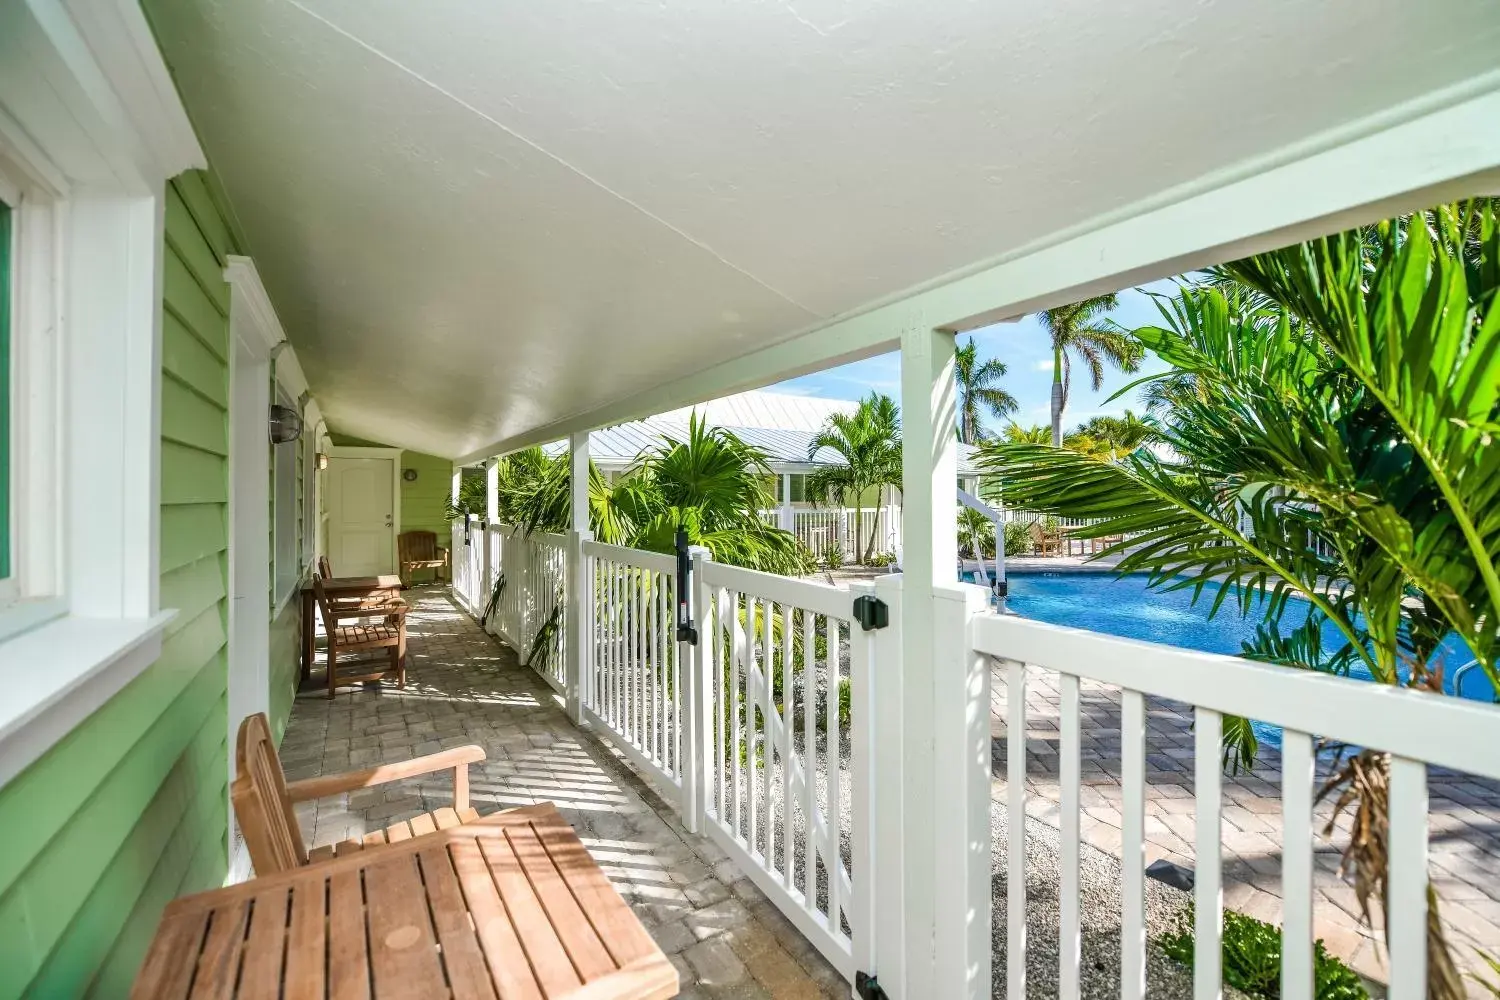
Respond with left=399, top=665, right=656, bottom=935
left=272, top=383, right=300, bottom=610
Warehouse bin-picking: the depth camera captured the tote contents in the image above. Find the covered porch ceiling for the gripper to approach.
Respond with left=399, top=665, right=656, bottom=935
left=146, top=0, right=1500, bottom=462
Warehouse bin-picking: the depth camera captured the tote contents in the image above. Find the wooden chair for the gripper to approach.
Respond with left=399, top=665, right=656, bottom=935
left=398, top=529, right=448, bottom=587
left=315, top=575, right=409, bottom=697
left=231, top=713, right=487, bottom=876
left=1028, top=519, right=1062, bottom=556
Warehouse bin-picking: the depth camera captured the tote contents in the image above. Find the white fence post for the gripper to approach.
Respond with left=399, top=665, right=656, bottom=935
left=933, top=582, right=991, bottom=1000
left=683, top=546, right=713, bottom=834
left=866, top=573, right=907, bottom=997
left=564, top=530, right=590, bottom=723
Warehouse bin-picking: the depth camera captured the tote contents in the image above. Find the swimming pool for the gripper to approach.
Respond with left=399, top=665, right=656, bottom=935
left=977, top=572, right=1487, bottom=744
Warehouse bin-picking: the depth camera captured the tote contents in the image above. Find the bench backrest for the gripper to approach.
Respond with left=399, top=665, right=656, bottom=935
left=231, top=712, right=308, bottom=874
left=399, top=529, right=438, bottom=563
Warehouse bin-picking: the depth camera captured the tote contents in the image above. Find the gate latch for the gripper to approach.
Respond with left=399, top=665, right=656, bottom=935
left=852, top=595, right=888, bottom=632
left=855, top=972, right=887, bottom=999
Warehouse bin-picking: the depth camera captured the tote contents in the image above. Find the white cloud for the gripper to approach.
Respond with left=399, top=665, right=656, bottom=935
left=1032, top=359, right=1055, bottom=372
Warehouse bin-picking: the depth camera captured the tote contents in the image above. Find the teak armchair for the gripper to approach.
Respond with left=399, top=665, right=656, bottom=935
left=231, top=713, right=487, bottom=875
left=398, top=529, right=448, bottom=587
left=314, top=574, right=409, bottom=697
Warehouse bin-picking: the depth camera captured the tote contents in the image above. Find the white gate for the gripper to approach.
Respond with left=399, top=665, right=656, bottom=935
left=695, top=558, right=871, bottom=982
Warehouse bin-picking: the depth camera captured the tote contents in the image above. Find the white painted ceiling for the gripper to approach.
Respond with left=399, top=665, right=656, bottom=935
left=146, top=0, right=1500, bottom=459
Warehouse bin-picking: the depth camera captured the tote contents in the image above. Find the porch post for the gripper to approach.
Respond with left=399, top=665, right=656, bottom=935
left=564, top=431, right=591, bottom=723
left=451, top=466, right=464, bottom=602
left=779, top=473, right=794, bottom=532
left=683, top=546, right=713, bottom=834
left=483, top=459, right=499, bottom=627
left=896, top=324, right=966, bottom=997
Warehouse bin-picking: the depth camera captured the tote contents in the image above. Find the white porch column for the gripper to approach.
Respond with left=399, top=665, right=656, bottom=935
left=564, top=431, right=591, bottom=723
left=779, top=473, right=794, bottom=532
left=451, top=466, right=464, bottom=600
left=897, top=324, right=980, bottom=998
left=482, top=459, right=499, bottom=625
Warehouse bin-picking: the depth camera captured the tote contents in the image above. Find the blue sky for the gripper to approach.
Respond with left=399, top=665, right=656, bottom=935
left=773, top=279, right=1179, bottom=436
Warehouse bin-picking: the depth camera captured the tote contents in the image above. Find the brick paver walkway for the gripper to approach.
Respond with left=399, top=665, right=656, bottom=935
left=282, top=586, right=846, bottom=999
left=993, top=664, right=1500, bottom=989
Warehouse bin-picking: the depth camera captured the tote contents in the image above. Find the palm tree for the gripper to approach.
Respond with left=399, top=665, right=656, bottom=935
left=1073, top=411, right=1155, bottom=459
left=1038, top=294, right=1144, bottom=446
left=500, top=416, right=811, bottom=575
left=954, top=337, right=1017, bottom=443
left=983, top=201, right=1500, bottom=998
left=1001, top=423, right=1051, bottom=445
left=806, top=393, right=902, bottom=564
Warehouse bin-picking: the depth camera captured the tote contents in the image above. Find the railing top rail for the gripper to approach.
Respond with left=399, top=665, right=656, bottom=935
left=975, top=613, right=1499, bottom=779
left=698, top=559, right=851, bottom=621
left=582, top=539, right=677, bottom=575
left=528, top=530, right=568, bottom=547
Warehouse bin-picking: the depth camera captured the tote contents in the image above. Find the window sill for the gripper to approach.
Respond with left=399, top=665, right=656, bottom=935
left=0, top=610, right=178, bottom=788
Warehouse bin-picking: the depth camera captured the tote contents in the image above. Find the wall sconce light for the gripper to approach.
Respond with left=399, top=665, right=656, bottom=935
left=268, top=403, right=303, bottom=444
left=316, top=452, right=330, bottom=471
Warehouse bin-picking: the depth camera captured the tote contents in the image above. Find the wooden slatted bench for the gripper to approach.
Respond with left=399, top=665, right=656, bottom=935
left=131, top=803, right=679, bottom=1000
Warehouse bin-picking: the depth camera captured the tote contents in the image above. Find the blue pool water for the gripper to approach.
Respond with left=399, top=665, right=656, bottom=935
left=973, top=571, right=1487, bottom=746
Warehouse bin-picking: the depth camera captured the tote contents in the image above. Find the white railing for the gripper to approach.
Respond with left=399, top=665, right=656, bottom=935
left=580, top=541, right=682, bottom=789
left=757, top=506, right=903, bottom=563
left=571, top=541, right=872, bottom=981
left=696, top=558, right=871, bottom=980
left=451, top=518, right=485, bottom=615
left=974, top=613, right=1500, bottom=1000
left=450, top=519, right=568, bottom=685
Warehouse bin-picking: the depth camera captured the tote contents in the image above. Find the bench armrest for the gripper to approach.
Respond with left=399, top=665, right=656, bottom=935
left=285, top=745, right=487, bottom=811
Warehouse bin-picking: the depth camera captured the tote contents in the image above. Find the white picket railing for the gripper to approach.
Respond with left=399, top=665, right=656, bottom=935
left=974, top=613, right=1500, bottom=1000
left=450, top=519, right=568, bottom=685
left=579, top=541, right=682, bottom=790
left=696, top=558, right=871, bottom=980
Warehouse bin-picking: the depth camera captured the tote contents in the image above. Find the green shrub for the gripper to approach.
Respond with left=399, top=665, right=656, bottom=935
left=823, top=540, right=844, bottom=569
left=1002, top=521, right=1031, bottom=556
left=867, top=550, right=898, bottom=567
left=1160, top=908, right=1368, bottom=1000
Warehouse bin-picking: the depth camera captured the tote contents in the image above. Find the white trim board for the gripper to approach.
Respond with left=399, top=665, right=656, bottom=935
left=454, top=81, right=1500, bottom=465
left=0, top=611, right=176, bottom=787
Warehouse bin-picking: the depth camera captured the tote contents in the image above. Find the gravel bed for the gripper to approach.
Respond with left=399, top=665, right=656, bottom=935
left=991, top=798, right=1206, bottom=999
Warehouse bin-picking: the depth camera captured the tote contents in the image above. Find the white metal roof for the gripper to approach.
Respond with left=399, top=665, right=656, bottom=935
left=541, top=392, right=979, bottom=474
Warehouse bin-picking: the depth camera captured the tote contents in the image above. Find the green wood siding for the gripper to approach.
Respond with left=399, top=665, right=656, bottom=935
left=401, top=450, right=453, bottom=535
left=0, top=171, right=236, bottom=999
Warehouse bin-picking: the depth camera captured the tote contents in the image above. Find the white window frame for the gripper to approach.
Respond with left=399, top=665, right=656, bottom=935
left=0, top=0, right=205, bottom=788
left=271, top=379, right=300, bottom=614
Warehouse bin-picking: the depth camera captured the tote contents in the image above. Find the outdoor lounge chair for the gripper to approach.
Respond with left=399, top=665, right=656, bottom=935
left=230, top=712, right=487, bottom=875
left=1028, top=519, right=1062, bottom=556
left=398, top=529, right=449, bottom=587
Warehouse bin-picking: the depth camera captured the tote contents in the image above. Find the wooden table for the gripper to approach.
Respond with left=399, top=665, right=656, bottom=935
left=131, top=803, right=679, bottom=1000
left=300, top=575, right=404, bottom=689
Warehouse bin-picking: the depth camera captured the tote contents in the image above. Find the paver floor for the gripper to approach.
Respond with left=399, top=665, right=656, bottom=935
left=283, top=586, right=847, bottom=999
left=993, top=664, right=1500, bottom=991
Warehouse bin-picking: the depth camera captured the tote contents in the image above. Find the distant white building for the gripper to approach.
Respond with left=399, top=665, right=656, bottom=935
left=545, top=390, right=982, bottom=559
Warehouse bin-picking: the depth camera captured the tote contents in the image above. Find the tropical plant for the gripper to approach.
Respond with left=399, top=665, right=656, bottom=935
left=982, top=200, right=1500, bottom=999
left=959, top=506, right=997, bottom=559
left=499, top=417, right=812, bottom=575
left=806, top=393, right=902, bottom=564
left=1074, top=410, right=1156, bottom=457
left=443, top=467, right=489, bottom=521
left=1002, top=422, right=1052, bottom=445
left=1160, top=907, right=1369, bottom=1000
left=823, top=539, right=844, bottom=569
left=1037, top=293, right=1145, bottom=446
left=954, top=337, right=1018, bottom=443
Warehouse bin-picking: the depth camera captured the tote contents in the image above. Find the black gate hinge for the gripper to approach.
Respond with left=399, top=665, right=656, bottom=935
left=855, top=971, right=888, bottom=999
left=852, top=594, right=889, bottom=632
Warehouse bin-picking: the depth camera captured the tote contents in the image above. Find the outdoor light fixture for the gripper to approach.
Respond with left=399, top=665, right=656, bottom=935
left=268, top=403, right=303, bottom=444
left=316, top=452, right=329, bottom=470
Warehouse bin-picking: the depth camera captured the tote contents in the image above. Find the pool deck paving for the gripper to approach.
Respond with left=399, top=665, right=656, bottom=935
left=993, top=663, right=1500, bottom=992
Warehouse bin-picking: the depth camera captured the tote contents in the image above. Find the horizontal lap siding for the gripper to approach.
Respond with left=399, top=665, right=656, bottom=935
left=0, top=172, right=234, bottom=999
